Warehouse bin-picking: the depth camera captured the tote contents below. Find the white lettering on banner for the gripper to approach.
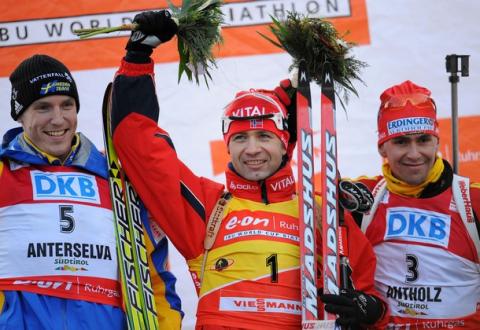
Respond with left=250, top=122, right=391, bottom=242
left=280, top=221, right=299, bottom=231
left=30, top=72, right=73, bottom=84
left=224, top=230, right=299, bottom=242
left=229, top=181, right=258, bottom=191
left=0, top=0, right=351, bottom=47
left=85, top=283, right=121, bottom=298
left=459, top=149, right=480, bottom=162
left=385, top=207, right=451, bottom=247
left=232, top=106, right=266, bottom=117
left=12, top=278, right=121, bottom=303
left=387, top=117, right=435, bottom=135
left=324, top=131, right=339, bottom=295
left=300, top=129, right=318, bottom=317
left=14, top=279, right=73, bottom=291
left=226, top=0, right=351, bottom=26
left=270, top=176, right=295, bottom=191
left=386, top=320, right=466, bottom=329
left=31, top=171, right=100, bottom=204
left=458, top=180, right=474, bottom=223
left=225, top=216, right=269, bottom=230
left=220, top=297, right=302, bottom=315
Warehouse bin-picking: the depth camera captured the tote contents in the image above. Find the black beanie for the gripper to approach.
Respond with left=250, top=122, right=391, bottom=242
left=9, top=54, right=80, bottom=120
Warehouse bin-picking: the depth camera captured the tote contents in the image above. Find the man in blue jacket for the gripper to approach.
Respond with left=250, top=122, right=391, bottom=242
left=0, top=54, right=182, bottom=329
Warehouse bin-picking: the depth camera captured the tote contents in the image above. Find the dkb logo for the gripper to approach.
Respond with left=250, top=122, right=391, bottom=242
left=385, top=207, right=451, bottom=247
left=31, top=171, right=100, bottom=204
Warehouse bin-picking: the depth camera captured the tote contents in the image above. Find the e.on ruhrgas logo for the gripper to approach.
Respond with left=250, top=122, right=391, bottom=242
left=0, top=0, right=370, bottom=76
left=438, top=115, right=480, bottom=182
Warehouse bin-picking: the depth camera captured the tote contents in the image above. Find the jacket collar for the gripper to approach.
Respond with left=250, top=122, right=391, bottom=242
left=0, top=127, right=107, bottom=178
left=225, top=162, right=296, bottom=204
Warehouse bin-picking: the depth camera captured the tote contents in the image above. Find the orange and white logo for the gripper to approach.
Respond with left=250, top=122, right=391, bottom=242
left=0, top=0, right=370, bottom=76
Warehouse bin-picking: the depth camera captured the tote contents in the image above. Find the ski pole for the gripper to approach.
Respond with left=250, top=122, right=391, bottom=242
left=445, top=54, right=469, bottom=174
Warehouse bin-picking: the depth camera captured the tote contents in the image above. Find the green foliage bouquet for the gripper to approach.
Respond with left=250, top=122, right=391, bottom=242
left=261, top=12, right=367, bottom=108
left=74, top=0, right=224, bottom=86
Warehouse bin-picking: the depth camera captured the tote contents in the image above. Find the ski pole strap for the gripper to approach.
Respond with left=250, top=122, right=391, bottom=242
left=200, top=192, right=232, bottom=284
left=360, top=179, right=387, bottom=233
left=339, top=180, right=374, bottom=213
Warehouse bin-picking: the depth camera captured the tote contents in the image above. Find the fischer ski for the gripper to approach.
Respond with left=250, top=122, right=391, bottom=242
left=102, top=83, right=159, bottom=330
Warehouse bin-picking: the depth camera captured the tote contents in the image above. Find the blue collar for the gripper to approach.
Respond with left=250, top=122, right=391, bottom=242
left=0, top=127, right=108, bottom=179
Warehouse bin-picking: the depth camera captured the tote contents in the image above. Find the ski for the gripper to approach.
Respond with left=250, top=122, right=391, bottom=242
left=320, top=64, right=352, bottom=326
left=297, top=60, right=335, bottom=330
left=102, top=83, right=159, bottom=330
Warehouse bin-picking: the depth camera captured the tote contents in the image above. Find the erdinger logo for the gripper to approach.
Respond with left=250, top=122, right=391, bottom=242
left=385, top=207, right=451, bottom=247
left=229, top=181, right=258, bottom=191
left=31, top=171, right=100, bottom=203
left=387, top=117, right=434, bottom=135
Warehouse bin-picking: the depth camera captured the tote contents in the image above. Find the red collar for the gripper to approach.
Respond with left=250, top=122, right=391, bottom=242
left=225, top=163, right=296, bottom=203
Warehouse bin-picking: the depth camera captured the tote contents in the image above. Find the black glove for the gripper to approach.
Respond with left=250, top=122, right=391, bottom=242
left=274, top=79, right=297, bottom=157
left=274, top=78, right=296, bottom=144
left=339, top=180, right=374, bottom=213
left=125, top=10, right=178, bottom=63
left=321, top=289, right=385, bottom=327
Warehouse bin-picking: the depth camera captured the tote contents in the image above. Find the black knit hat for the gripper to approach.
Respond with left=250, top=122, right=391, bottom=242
left=9, top=54, right=80, bottom=120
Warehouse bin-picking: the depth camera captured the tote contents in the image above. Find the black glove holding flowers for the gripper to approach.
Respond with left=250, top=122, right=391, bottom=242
left=125, top=10, right=178, bottom=63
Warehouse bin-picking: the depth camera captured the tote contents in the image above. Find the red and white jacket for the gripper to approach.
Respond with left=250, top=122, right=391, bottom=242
left=356, top=167, right=480, bottom=330
left=111, top=59, right=386, bottom=329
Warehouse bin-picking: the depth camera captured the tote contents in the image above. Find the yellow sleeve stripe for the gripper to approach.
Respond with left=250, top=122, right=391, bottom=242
left=0, top=160, right=4, bottom=177
left=145, top=235, right=182, bottom=330
left=471, top=182, right=480, bottom=189
left=0, top=291, right=4, bottom=314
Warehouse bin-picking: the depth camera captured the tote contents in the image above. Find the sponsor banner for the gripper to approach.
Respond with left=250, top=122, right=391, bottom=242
left=0, top=275, right=121, bottom=306
left=221, top=210, right=299, bottom=244
left=387, top=117, right=435, bottom=135
left=30, top=170, right=101, bottom=203
left=385, top=207, right=451, bottom=247
left=220, top=296, right=302, bottom=314
left=0, top=0, right=369, bottom=76
left=438, top=115, right=480, bottom=182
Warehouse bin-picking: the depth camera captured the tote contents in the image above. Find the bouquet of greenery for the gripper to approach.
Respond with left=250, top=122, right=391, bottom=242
left=74, top=0, right=224, bottom=86
left=260, top=12, right=367, bottom=109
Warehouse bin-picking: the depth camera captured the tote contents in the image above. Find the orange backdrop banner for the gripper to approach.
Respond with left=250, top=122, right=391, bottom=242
left=0, top=0, right=369, bottom=76
left=438, top=115, right=480, bottom=182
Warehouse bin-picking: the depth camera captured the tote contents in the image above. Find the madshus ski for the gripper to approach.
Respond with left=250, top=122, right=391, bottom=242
left=320, top=64, right=352, bottom=329
left=102, top=83, right=159, bottom=330
left=296, top=60, right=318, bottom=325
left=297, top=61, right=336, bottom=330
